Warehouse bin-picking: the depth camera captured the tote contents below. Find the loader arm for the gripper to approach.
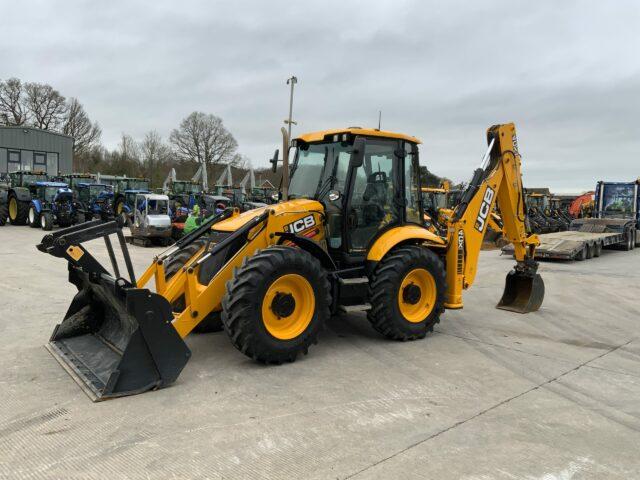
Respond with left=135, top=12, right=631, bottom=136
left=444, top=123, right=542, bottom=312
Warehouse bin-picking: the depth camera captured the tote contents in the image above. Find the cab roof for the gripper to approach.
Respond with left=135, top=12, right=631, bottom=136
left=295, top=127, right=421, bottom=144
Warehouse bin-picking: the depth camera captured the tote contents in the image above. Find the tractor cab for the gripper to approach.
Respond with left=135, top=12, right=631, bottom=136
left=9, top=170, right=49, bottom=188
left=77, top=183, right=114, bottom=221
left=56, top=173, right=96, bottom=190
left=287, top=128, right=423, bottom=263
left=32, top=181, right=73, bottom=203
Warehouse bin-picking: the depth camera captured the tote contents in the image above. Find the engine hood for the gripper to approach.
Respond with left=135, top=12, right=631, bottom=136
left=146, top=214, right=172, bottom=228
left=213, top=199, right=324, bottom=232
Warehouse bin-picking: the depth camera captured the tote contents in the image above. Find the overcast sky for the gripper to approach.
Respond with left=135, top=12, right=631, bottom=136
left=3, top=0, right=639, bottom=192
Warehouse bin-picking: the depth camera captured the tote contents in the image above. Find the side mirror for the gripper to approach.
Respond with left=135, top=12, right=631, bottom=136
left=349, top=137, right=366, bottom=169
left=270, top=149, right=279, bottom=173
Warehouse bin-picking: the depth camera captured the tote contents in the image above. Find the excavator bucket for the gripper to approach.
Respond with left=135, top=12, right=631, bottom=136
left=497, top=269, right=545, bottom=313
left=47, top=272, right=191, bottom=401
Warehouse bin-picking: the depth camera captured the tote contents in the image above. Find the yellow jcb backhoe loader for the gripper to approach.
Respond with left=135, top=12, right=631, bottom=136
left=38, top=123, right=544, bottom=401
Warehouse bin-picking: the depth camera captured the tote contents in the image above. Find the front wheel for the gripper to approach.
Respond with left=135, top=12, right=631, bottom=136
left=40, top=212, right=53, bottom=231
left=367, top=245, right=446, bottom=340
left=27, top=205, right=40, bottom=228
left=222, top=246, right=331, bottom=364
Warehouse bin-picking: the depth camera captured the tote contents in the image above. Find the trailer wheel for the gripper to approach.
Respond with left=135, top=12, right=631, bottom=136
left=576, top=245, right=587, bottom=261
left=630, top=228, right=636, bottom=250
left=634, top=229, right=640, bottom=248
left=586, top=243, right=595, bottom=259
left=594, top=242, right=602, bottom=258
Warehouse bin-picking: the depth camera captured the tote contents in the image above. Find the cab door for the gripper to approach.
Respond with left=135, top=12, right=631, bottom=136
left=344, top=138, right=403, bottom=253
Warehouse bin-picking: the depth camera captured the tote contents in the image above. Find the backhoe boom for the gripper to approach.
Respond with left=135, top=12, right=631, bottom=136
left=444, top=123, right=543, bottom=312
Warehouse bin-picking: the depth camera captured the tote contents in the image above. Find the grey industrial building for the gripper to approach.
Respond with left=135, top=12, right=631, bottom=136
left=0, top=126, right=73, bottom=176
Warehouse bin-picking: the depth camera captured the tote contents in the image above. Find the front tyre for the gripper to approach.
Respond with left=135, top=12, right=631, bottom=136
left=222, top=246, right=330, bottom=364
left=27, top=205, right=40, bottom=228
left=368, top=245, right=446, bottom=340
left=40, top=212, right=53, bottom=231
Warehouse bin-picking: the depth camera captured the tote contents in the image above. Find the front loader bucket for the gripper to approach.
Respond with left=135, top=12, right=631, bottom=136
left=47, top=270, right=191, bottom=401
left=496, top=270, right=545, bottom=313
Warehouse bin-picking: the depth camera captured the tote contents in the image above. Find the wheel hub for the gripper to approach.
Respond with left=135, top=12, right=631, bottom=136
left=402, top=283, right=421, bottom=305
left=271, top=292, right=296, bottom=318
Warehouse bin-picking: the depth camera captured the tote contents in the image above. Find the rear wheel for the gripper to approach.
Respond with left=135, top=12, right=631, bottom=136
left=586, top=243, right=595, bottom=259
left=0, top=203, right=7, bottom=226
left=163, top=239, right=219, bottom=332
left=27, top=205, right=40, bottom=228
left=623, top=229, right=633, bottom=251
left=8, top=194, right=28, bottom=225
left=576, top=245, right=587, bottom=261
left=40, top=212, right=53, bottom=231
left=222, top=246, right=330, bottom=363
left=368, top=245, right=446, bottom=340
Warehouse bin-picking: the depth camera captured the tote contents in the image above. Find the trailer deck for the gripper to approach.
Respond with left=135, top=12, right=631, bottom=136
left=502, top=230, right=624, bottom=260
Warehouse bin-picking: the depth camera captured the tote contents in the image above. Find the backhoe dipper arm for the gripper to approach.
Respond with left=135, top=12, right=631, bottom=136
left=445, top=123, right=540, bottom=309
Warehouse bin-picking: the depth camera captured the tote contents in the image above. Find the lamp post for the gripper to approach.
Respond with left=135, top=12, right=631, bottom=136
left=281, top=76, right=298, bottom=201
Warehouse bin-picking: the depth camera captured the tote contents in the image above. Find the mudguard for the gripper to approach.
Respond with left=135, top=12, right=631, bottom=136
left=31, top=199, right=42, bottom=214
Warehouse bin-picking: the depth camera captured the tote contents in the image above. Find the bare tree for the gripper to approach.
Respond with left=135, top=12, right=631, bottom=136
left=0, top=78, right=28, bottom=125
left=169, top=112, right=238, bottom=167
left=25, top=82, right=67, bottom=130
left=63, top=98, right=102, bottom=156
left=119, top=133, right=140, bottom=163
left=139, top=130, right=172, bottom=187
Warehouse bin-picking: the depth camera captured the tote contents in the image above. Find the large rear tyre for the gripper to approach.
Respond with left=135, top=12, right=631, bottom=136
left=27, top=205, right=40, bottom=228
left=222, top=246, right=331, bottom=364
left=367, top=245, right=446, bottom=340
left=163, top=239, right=219, bottom=332
left=8, top=194, right=29, bottom=225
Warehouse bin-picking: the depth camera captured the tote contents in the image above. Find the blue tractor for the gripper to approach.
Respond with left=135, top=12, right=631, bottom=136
left=26, top=181, right=76, bottom=231
left=76, top=182, right=114, bottom=222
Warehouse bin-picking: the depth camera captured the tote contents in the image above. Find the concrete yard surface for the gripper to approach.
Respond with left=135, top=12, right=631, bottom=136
left=0, top=226, right=639, bottom=479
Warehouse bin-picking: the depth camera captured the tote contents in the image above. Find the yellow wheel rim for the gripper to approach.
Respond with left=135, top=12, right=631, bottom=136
left=116, top=202, right=123, bottom=214
left=262, top=273, right=315, bottom=340
left=397, top=268, right=437, bottom=323
left=9, top=197, right=17, bottom=220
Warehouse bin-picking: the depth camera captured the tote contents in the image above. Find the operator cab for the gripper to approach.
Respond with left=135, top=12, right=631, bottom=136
left=288, top=128, right=423, bottom=265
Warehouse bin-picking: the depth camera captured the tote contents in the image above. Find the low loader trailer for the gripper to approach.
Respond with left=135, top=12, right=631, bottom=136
left=504, top=228, right=622, bottom=261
